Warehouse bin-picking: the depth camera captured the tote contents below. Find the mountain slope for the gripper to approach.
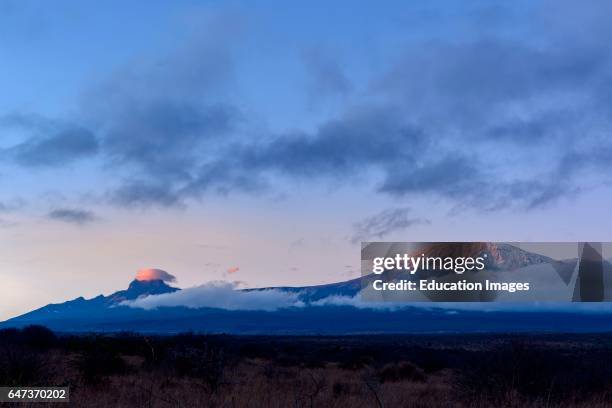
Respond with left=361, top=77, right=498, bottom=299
left=8, top=279, right=178, bottom=324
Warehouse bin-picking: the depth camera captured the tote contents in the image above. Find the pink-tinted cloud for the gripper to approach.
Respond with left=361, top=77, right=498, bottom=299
left=135, top=268, right=176, bottom=282
left=227, top=266, right=240, bottom=274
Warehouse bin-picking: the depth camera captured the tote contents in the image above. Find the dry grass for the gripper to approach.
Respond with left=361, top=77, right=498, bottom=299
left=64, top=364, right=612, bottom=408
left=5, top=328, right=612, bottom=407
left=67, top=362, right=454, bottom=408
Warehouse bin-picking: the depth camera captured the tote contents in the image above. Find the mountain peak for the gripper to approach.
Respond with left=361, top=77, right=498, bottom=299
left=128, top=278, right=177, bottom=295
left=129, top=278, right=171, bottom=289
left=107, top=279, right=179, bottom=303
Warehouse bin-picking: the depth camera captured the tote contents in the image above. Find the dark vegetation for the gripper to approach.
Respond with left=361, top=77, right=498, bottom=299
left=3, top=327, right=612, bottom=406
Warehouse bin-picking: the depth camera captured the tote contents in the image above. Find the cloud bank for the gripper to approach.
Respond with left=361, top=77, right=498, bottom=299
left=122, top=284, right=612, bottom=314
left=93, top=1, right=612, bottom=211
left=122, top=281, right=303, bottom=311
left=4, top=2, right=612, bottom=215
left=47, top=208, right=98, bottom=225
left=351, top=207, right=430, bottom=243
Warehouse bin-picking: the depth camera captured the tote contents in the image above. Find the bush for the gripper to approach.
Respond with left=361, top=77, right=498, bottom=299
left=20, top=325, right=57, bottom=350
left=332, top=381, right=350, bottom=397
left=170, top=343, right=227, bottom=393
left=75, top=349, right=127, bottom=384
left=379, top=361, right=426, bottom=383
left=0, top=346, right=48, bottom=386
left=455, top=341, right=612, bottom=404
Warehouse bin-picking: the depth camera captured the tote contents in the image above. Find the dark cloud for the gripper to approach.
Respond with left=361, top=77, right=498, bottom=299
left=558, top=146, right=612, bottom=178
left=73, top=16, right=245, bottom=206
left=4, top=2, right=612, bottom=213
left=150, top=1, right=612, bottom=211
left=504, top=180, right=573, bottom=210
left=351, top=207, right=430, bottom=244
left=1, top=14, right=244, bottom=211
left=109, top=180, right=184, bottom=208
left=12, top=127, right=98, bottom=167
left=379, top=156, right=480, bottom=198
left=181, top=160, right=265, bottom=198
left=1, top=114, right=99, bottom=167
left=240, top=107, right=425, bottom=178
left=102, top=101, right=239, bottom=180
left=165, top=107, right=430, bottom=206
left=47, top=208, right=98, bottom=225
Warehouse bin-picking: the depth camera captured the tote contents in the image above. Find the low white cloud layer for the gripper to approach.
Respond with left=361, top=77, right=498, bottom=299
left=314, top=292, right=612, bottom=314
left=311, top=294, right=412, bottom=310
left=122, top=282, right=612, bottom=314
left=122, top=281, right=304, bottom=311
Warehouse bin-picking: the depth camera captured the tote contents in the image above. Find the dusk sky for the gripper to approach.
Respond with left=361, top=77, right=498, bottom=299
left=2, top=0, right=612, bottom=320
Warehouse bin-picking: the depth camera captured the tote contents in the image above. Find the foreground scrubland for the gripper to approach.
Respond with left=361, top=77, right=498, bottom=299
left=3, top=327, right=612, bottom=407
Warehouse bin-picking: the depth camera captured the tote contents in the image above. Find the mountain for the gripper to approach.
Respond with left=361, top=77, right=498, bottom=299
left=484, top=243, right=554, bottom=269
left=108, top=279, right=179, bottom=303
left=5, top=279, right=178, bottom=325
left=265, top=243, right=555, bottom=301
left=2, top=244, right=601, bottom=334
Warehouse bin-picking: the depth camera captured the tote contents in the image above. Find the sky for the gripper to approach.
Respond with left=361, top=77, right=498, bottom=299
left=2, top=0, right=612, bottom=320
